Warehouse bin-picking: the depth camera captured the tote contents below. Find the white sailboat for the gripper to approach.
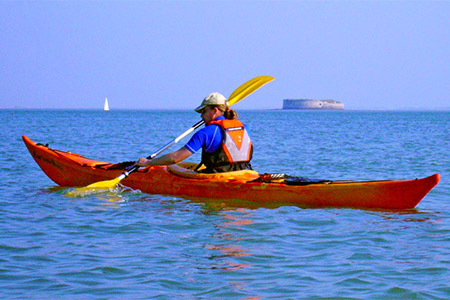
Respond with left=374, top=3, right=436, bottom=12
left=104, top=97, right=110, bottom=111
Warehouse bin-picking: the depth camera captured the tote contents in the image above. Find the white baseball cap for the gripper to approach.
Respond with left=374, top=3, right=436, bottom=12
left=194, top=92, right=228, bottom=113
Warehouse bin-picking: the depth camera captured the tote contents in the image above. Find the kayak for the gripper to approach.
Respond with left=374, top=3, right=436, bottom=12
left=22, top=135, right=440, bottom=209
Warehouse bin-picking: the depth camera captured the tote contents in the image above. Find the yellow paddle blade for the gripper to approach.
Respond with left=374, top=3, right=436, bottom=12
left=85, top=177, right=121, bottom=188
left=65, top=177, right=121, bottom=197
left=228, top=76, right=275, bottom=106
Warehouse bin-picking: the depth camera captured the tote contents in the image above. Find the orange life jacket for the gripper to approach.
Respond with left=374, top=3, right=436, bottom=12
left=200, top=119, right=253, bottom=173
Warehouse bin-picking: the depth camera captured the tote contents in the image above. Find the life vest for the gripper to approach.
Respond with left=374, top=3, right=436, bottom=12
left=200, top=119, right=253, bottom=173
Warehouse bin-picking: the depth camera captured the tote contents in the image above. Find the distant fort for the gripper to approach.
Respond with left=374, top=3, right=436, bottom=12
left=283, top=99, right=344, bottom=110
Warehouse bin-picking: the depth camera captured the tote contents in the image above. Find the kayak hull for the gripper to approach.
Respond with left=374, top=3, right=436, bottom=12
left=22, top=135, right=440, bottom=209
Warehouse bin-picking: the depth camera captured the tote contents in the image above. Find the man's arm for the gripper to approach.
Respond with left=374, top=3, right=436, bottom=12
left=136, top=146, right=193, bottom=167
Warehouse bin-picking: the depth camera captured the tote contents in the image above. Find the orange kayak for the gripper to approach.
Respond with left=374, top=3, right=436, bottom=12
left=22, top=135, right=440, bottom=209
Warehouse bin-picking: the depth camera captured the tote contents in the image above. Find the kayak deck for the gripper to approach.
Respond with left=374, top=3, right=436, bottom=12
left=22, top=135, right=440, bottom=209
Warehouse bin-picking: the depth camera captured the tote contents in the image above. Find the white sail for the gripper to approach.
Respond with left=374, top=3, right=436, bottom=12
left=104, top=97, right=110, bottom=111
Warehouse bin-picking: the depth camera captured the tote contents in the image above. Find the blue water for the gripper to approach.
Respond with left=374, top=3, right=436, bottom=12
left=1, top=109, right=450, bottom=299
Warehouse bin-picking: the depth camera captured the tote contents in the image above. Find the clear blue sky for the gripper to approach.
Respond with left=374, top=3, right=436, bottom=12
left=1, top=1, right=449, bottom=110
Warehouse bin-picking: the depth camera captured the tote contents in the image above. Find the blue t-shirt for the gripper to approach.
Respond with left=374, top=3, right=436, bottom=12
left=185, top=116, right=225, bottom=154
left=185, top=116, right=251, bottom=154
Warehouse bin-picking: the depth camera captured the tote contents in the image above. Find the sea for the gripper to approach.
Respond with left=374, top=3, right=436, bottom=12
left=1, top=109, right=449, bottom=299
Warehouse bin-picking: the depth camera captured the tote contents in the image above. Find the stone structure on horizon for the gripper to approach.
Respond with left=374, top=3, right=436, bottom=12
left=283, top=99, right=344, bottom=110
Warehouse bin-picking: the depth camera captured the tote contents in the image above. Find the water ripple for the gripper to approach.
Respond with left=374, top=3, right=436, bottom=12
left=1, top=110, right=449, bottom=299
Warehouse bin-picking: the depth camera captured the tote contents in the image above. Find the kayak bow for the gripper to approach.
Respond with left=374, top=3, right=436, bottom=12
left=22, top=135, right=440, bottom=209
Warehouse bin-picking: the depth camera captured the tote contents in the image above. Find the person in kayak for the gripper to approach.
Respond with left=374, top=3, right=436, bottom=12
left=136, top=92, right=253, bottom=173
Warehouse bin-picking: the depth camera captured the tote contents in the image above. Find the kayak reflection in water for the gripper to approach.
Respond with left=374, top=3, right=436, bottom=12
left=136, top=92, right=253, bottom=173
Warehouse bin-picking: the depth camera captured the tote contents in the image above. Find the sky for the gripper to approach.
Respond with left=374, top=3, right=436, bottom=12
left=0, top=1, right=449, bottom=110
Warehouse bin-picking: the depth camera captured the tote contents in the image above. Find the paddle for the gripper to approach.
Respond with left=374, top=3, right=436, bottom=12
left=71, top=75, right=274, bottom=193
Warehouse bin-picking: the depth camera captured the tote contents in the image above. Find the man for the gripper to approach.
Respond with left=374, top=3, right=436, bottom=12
left=136, top=92, right=253, bottom=173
